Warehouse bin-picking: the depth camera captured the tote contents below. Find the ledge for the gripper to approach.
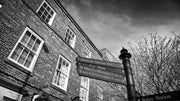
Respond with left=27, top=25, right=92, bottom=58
left=51, top=83, right=68, bottom=95
left=0, top=74, right=28, bottom=95
left=4, top=58, right=33, bottom=77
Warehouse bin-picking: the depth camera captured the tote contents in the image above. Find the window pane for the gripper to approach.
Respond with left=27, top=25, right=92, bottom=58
left=61, top=66, right=68, bottom=74
left=72, top=34, right=74, bottom=38
left=21, top=31, right=31, bottom=44
left=43, top=3, right=47, bottom=8
left=42, top=15, right=46, bottom=20
left=65, top=36, right=68, bottom=42
left=11, top=44, right=23, bottom=61
left=38, top=7, right=44, bottom=16
left=84, top=90, right=87, bottom=101
left=47, top=7, right=50, bottom=11
left=59, top=57, right=62, bottom=64
left=70, top=31, right=72, bottom=35
left=62, top=60, right=66, bottom=66
left=32, top=39, right=40, bottom=52
left=58, top=73, right=66, bottom=87
left=67, top=39, right=70, bottom=44
left=68, top=35, right=71, bottom=39
left=80, top=88, right=87, bottom=101
left=81, top=77, right=89, bottom=93
left=40, top=6, right=45, bottom=12
left=44, top=11, right=48, bottom=16
left=58, top=63, right=61, bottom=70
left=37, top=11, right=42, bottom=16
left=58, top=58, right=62, bottom=70
left=67, top=29, right=69, bottom=33
left=18, top=48, right=28, bottom=64
left=50, top=11, right=54, bottom=15
left=27, top=35, right=36, bottom=49
left=66, top=63, right=69, bottom=67
left=82, top=78, right=85, bottom=86
left=80, top=88, right=84, bottom=100
left=53, top=70, right=59, bottom=84
left=68, top=36, right=71, bottom=42
left=24, top=52, right=34, bottom=68
left=56, top=71, right=61, bottom=85
left=45, top=19, right=49, bottom=23
left=47, top=15, right=51, bottom=20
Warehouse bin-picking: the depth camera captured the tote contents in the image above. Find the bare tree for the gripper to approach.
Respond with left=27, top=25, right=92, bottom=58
left=130, top=33, right=180, bottom=96
left=102, top=83, right=127, bottom=101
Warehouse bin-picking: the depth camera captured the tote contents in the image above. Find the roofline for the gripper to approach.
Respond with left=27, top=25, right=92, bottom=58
left=100, top=48, right=119, bottom=61
left=54, top=0, right=103, bottom=57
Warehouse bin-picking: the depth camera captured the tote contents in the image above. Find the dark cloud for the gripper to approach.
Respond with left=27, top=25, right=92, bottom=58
left=128, top=0, right=180, bottom=26
left=60, top=0, right=180, bottom=26
left=59, top=0, right=180, bottom=56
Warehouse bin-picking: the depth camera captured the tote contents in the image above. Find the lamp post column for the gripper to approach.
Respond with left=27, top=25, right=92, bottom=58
left=119, top=48, right=137, bottom=101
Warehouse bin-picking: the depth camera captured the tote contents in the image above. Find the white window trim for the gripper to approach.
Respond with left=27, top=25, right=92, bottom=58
left=52, top=54, right=71, bottom=91
left=8, top=27, right=44, bottom=72
left=32, top=94, right=40, bottom=101
left=65, top=27, right=76, bottom=48
left=36, top=0, right=56, bottom=26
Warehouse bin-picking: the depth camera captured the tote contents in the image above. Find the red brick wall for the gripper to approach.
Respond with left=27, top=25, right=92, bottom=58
left=0, top=0, right=103, bottom=101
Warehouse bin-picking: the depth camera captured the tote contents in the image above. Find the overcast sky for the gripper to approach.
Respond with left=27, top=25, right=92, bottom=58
left=59, top=0, right=180, bottom=58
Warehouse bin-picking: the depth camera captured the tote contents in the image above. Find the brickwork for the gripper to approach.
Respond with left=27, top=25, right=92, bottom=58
left=0, top=0, right=103, bottom=101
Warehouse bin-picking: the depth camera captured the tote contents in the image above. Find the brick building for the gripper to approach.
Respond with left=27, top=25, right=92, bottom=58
left=0, top=0, right=113, bottom=101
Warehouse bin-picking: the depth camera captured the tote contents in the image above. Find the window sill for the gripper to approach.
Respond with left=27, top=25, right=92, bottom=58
left=4, top=58, right=33, bottom=77
left=51, top=84, right=68, bottom=95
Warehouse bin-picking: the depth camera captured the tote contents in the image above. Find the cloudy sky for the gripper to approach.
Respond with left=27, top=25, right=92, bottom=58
left=59, top=0, right=180, bottom=57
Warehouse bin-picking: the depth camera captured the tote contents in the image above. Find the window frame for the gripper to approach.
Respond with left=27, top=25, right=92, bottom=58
left=64, top=27, right=76, bottom=48
left=80, top=77, right=90, bottom=101
left=8, top=27, right=44, bottom=72
left=36, top=0, right=56, bottom=26
left=52, top=54, right=71, bottom=91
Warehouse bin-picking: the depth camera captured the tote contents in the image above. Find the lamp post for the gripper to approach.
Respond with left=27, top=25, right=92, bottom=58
left=119, top=48, right=137, bottom=101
